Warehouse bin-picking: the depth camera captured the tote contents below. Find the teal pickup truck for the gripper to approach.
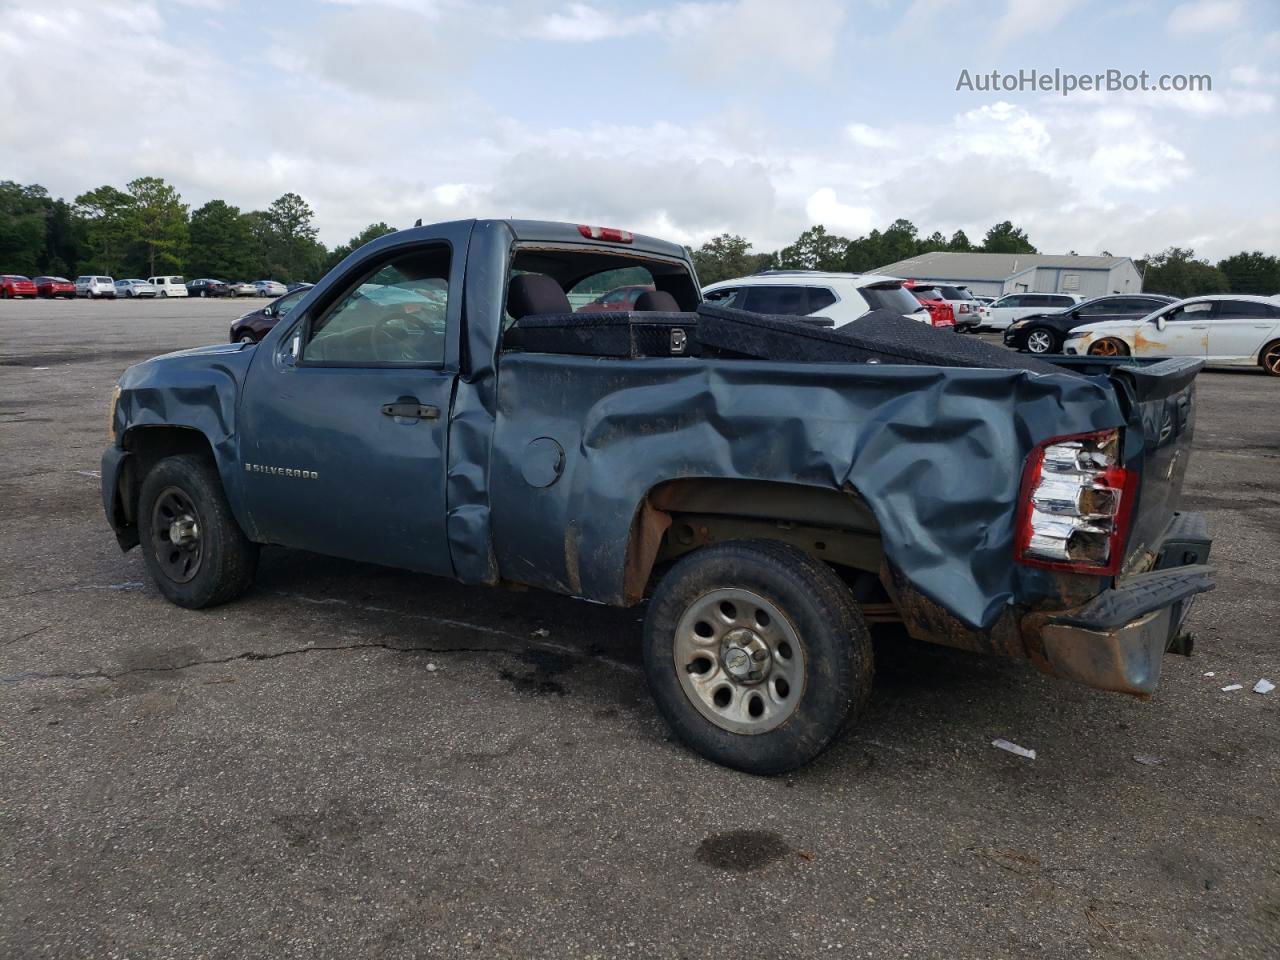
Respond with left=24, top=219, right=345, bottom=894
left=102, top=219, right=1213, bottom=773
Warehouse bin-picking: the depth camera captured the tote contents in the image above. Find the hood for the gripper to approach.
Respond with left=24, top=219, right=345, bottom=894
left=148, top=342, right=252, bottom=363
left=1064, top=318, right=1135, bottom=338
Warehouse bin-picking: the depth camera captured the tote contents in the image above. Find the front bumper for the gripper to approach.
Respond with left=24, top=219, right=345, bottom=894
left=1027, top=512, right=1214, bottom=695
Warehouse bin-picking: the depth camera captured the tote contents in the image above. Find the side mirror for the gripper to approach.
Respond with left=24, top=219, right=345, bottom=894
left=1155, top=316, right=1167, bottom=331
left=263, top=306, right=274, bottom=317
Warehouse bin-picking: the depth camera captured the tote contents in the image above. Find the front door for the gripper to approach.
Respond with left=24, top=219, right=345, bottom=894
left=1147, top=300, right=1212, bottom=357
left=239, top=233, right=466, bottom=576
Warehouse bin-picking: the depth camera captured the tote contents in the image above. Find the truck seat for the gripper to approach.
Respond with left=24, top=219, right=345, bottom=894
left=634, top=290, right=680, bottom=312
left=507, top=274, right=571, bottom=319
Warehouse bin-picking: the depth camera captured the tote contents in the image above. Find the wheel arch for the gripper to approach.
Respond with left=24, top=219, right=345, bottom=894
left=1259, top=337, right=1280, bottom=375
left=109, top=425, right=227, bottom=548
left=620, top=477, right=886, bottom=606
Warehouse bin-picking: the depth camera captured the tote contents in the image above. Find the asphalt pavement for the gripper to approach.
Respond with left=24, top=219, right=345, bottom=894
left=2, top=297, right=1277, bottom=959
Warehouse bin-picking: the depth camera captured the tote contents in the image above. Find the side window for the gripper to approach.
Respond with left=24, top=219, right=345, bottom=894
left=1076, top=299, right=1113, bottom=316
left=806, top=287, right=838, bottom=313
left=996, top=295, right=1024, bottom=308
left=1217, top=300, right=1272, bottom=319
left=703, top=287, right=741, bottom=307
left=303, top=246, right=449, bottom=365
left=743, top=285, right=808, bottom=315
left=276, top=290, right=307, bottom=319
left=1166, top=301, right=1214, bottom=322
left=1046, top=295, right=1074, bottom=307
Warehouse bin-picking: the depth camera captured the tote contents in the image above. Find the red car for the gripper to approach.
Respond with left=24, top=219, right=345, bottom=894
left=34, top=276, right=76, bottom=299
left=577, top=284, right=655, bottom=312
left=1, top=274, right=38, bottom=299
left=904, top=280, right=955, bottom=329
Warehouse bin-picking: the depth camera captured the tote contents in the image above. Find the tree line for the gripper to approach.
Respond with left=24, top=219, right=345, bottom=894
left=692, top=220, right=1280, bottom=300
left=4, top=176, right=1277, bottom=299
left=0, top=178, right=395, bottom=284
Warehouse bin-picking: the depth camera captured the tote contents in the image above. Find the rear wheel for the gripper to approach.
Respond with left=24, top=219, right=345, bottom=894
left=643, top=539, right=873, bottom=774
left=238, top=333, right=257, bottom=345
left=1089, top=337, right=1130, bottom=357
left=138, top=454, right=258, bottom=609
left=1025, top=327, right=1059, bottom=354
left=1262, top=340, right=1280, bottom=377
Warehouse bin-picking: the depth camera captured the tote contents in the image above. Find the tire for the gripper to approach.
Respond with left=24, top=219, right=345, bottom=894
left=1088, top=337, right=1130, bottom=357
left=137, top=454, right=259, bottom=609
left=1261, top=340, right=1280, bottom=378
left=238, top=334, right=256, bottom=345
left=642, top=539, right=873, bottom=775
left=1024, top=327, right=1059, bottom=354
left=200, top=290, right=207, bottom=298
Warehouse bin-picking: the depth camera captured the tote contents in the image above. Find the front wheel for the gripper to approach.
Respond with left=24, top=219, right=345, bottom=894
left=1024, top=327, right=1059, bottom=354
left=1088, top=337, right=1130, bottom=357
left=1261, top=340, right=1280, bottom=377
left=137, top=454, right=259, bottom=609
left=643, top=539, right=873, bottom=775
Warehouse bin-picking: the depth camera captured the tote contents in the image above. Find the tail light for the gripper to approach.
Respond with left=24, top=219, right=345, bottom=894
left=578, top=224, right=634, bottom=243
left=1015, top=429, right=1136, bottom=575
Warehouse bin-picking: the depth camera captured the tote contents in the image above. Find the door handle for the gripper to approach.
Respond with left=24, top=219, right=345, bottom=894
left=1189, top=325, right=1207, bottom=330
left=381, top=401, right=439, bottom=420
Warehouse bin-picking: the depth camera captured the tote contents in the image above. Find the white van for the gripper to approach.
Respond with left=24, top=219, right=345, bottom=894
left=984, top=292, right=1083, bottom=330
left=148, top=275, right=188, bottom=297
left=76, top=276, right=116, bottom=299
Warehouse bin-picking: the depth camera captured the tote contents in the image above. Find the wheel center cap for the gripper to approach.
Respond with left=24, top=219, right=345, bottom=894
left=721, top=629, right=770, bottom=684
left=169, top=516, right=199, bottom=547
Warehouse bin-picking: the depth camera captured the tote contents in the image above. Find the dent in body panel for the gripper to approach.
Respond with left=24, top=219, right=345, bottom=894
left=489, top=353, right=1125, bottom=630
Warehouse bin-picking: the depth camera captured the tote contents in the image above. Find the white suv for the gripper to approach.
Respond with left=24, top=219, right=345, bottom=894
left=76, top=276, right=116, bottom=299
left=701, top=271, right=932, bottom=327
left=985, top=292, right=1083, bottom=331
left=148, top=275, right=188, bottom=297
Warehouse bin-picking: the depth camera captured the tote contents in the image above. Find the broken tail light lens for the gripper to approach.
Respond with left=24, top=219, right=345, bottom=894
left=577, top=224, right=634, bottom=243
left=1015, top=429, right=1136, bottom=575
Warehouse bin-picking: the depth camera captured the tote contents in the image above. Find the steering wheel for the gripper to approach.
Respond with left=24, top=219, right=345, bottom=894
left=370, top=309, right=441, bottom=362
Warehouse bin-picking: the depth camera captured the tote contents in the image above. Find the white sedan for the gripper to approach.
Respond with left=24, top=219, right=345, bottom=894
left=253, top=280, right=287, bottom=298
left=114, top=279, right=158, bottom=298
left=1063, top=295, right=1280, bottom=376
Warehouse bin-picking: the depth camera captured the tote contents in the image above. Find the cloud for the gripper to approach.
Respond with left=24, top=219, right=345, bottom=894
left=1166, top=0, right=1242, bottom=35
left=990, top=0, right=1085, bottom=47
left=531, top=2, right=661, bottom=41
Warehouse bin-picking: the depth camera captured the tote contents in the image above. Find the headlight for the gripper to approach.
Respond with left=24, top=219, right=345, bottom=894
left=107, top=385, right=121, bottom=441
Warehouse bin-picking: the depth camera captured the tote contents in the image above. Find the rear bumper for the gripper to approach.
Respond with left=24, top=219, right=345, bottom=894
left=1028, top=512, right=1214, bottom=695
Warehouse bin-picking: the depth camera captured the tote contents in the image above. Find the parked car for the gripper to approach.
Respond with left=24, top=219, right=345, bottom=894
left=33, top=276, right=77, bottom=298
left=76, top=276, right=116, bottom=299
left=984, top=292, right=1084, bottom=331
left=226, top=281, right=257, bottom=297
left=229, top=286, right=311, bottom=343
left=1064, top=295, right=1280, bottom=375
left=186, top=278, right=229, bottom=298
left=904, top=281, right=955, bottom=329
left=577, top=284, right=655, bottom=312
left=914, top=282, right=982, bottom=332
left=285, top=282, right=314, bottom=293
left=702, top=270, right=932, bottom=326
left=148, top=275, right=189, bottom=298
left=102, top=217, right=1213, bottom=774
left=1, top=274, right=39, bottom=298
left=1004, top=294, right=1178, bottom=354
left=253, top=280, right=288, bottom=298
left=115, top=279, right=158, bottom=298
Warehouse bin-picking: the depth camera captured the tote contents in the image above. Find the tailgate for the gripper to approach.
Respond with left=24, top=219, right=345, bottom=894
left=1107, top=358, right=1203, bottom=572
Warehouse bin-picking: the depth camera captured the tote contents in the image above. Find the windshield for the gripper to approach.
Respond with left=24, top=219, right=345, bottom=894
left=863, top=283, right=927, bottom=314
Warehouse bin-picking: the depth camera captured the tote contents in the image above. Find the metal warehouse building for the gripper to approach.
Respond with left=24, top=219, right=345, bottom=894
left=872, top=251, right=1143, bottom=298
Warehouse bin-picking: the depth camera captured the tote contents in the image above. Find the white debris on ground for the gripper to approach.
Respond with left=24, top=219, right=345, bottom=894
left=991, top=739, right=1036, bottom=760
left=1203, top=671, right=1215, bottom=677
left=426, top=662, right=438, bottom=673
left=1221, top=684, right=1244, bottom=692
left=1254, top=679, right=1275, bottom=694
left=1133, top=755, right=1164, bottom=766
left=531, top=628, right=550, bottom=638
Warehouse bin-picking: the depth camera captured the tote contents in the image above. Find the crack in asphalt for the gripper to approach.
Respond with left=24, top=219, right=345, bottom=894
left=1, top=638, right=508, bottom=685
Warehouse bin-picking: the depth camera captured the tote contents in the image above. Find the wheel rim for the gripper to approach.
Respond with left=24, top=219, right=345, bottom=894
left=672, top=588, right=806, bottom=735
left=1090, top=338, right=1122, bottom=357
left=1026, top=330, right=1053, bottom=353
left=1264, top=345, right=1280, bottom=376
left=239, top=335, right=255, bottom=344
left=150, top=486, right=204, bottom=583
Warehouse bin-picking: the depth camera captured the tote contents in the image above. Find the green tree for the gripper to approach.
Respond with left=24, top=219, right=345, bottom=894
left=776, top=225, right=849, bottom=271
left=981, top=221, right=1037, bottom=254
left=918, top=230, right=948, bottom=254
left=188, top=200, right=256, bottom=280
left=877, top=218, right=919, bottom=264
left=74, top=185, right=136, bottom=275
left=322, top=222, right=398, bottom=274
left=1216, top=251, right=1280, bottom=296
left=263, top=192, right=325, bottom=282
left=43, top=199, right=84, bottom=277
left=948, top=229, right=973, bottom=252
left=1138, top=247, right=1229, bottom=298
left=0, top=181, right=51, bottom=275
left=691, top=233, right=772, bottom=284
left=125, top=177, right=188, bottom=276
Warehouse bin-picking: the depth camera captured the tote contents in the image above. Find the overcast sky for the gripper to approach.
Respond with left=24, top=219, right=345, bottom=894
left=1, top=0, right=1277, bottom=259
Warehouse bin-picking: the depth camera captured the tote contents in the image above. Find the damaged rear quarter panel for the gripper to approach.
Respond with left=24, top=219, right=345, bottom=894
left=488, top=353, right=1124, bottom=629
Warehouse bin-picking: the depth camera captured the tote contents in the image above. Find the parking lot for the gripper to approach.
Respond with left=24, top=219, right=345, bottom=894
left=2, top=298, right=1277, bottom=959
